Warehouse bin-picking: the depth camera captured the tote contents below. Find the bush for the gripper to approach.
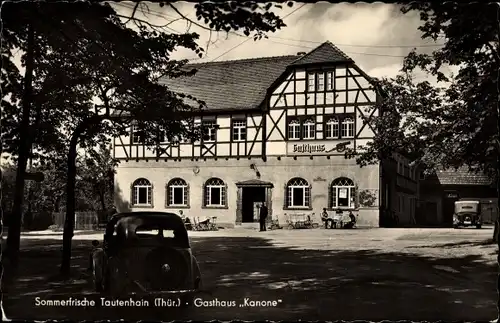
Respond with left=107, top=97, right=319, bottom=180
left=24, top=211, right=54, bottom=231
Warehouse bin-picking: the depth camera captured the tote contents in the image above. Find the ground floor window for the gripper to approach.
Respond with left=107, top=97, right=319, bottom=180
left=330, top=177, right=355, bottom=208
left=132, top=178, right=152, bottom=206
left=286, top=177, right=310, bottom=208
left=204, top=177, right=226, bottom=207
left=166, top=178, right=189, bottom=207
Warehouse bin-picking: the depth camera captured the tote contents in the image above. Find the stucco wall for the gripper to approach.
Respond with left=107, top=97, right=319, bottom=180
left=114, top=156, right=380, bottom=227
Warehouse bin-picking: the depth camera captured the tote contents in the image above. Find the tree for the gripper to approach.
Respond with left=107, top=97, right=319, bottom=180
left=350, top=3, right=499, bottom=321
left=1, top=1, right=291, bottom=273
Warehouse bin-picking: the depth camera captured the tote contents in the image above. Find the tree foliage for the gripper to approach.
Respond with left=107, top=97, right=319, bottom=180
left=353, top=3, right=498, bottom=177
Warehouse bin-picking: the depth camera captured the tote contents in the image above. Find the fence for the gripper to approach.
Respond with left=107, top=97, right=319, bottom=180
left=52, top=211, right=98, bottom=230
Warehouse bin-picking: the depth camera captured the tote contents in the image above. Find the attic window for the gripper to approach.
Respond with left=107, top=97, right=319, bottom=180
left=307, top=73, right=315, bottom=92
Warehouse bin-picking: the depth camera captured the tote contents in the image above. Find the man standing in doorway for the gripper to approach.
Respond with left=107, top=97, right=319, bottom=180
left=259, top=203, right=268, bottom=232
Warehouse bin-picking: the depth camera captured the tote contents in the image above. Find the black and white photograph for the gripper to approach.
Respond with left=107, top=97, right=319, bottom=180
left=1, top=1, right=499, bottom=321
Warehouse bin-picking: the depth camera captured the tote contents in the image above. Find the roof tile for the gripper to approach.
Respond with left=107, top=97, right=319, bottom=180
left=159, top=41, right=356, bottom=112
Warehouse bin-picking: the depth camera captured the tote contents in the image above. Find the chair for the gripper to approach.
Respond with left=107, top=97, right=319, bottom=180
left=209, top=216, right=218, bottom=231
left=284, top=213, right=296, bottom=229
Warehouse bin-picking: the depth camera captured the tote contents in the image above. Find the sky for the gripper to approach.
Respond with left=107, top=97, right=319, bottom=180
left=111, top=1, right=456, bottom=85
left=2, top=2, right=454, bottom=164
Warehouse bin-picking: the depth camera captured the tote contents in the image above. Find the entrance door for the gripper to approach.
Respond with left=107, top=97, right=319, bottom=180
left=241, top=187, right=266, bottom=223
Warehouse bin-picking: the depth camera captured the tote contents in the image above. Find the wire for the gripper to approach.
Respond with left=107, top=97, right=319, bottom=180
left=264, top=38, right=412, bottom=58
left=268, top=35, right=445, bottom=48
left=113, top=2, right=445, bottom=50
left=209, top=3, right=307, bottom=62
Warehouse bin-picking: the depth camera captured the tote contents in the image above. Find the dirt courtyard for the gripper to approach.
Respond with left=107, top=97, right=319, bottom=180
left=2, top=226, right=499, bottom=321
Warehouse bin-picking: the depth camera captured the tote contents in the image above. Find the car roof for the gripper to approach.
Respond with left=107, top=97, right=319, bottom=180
left=108, top=211, right=186, bottom=231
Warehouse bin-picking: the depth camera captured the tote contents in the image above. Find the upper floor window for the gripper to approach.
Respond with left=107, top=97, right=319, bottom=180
left=326, top=71, right=334, bottom=90
left=285, top=177, right=311, bottom=209
left=317, top=73, right=325, bottom=91
left=302, top=119, right=315, bottom=139
left=166, top=178, right=189, bottom=207
left=341, top=118, right=354, bottom=138
left=131, top=125, right=145, bottom=144
left=232, top=119, right=247, bottom=141
left=288, top=120, right=301, bottom=140
left=132, top=178, right=152, bottom=207
left=204, top=177, right=226, bottom=208
left=307, top=73, right=315, bottom=92
left=202, top=121, right=217, bottom=142
left=325, top=118, right=340, bottom=139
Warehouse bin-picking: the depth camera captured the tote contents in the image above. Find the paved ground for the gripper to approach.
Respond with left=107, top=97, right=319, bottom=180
left=2, top=226, right=499, bottom=321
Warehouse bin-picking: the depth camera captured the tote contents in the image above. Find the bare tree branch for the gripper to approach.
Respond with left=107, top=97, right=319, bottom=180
left=122, top=2, right=140, bottom=25
left=169, top=3, right=213, bottom=32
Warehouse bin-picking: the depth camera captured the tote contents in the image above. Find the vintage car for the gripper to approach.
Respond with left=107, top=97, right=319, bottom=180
left=90, top=211, right=203, bottom=303
left=453, top=200, right=482, bottom=229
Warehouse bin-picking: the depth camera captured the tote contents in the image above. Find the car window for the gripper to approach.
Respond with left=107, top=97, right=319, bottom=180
left=135, top=228, right=175, bottom=238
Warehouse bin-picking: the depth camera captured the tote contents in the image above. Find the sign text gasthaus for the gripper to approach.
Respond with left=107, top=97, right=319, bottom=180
left=287, top=141, right=352, bottom=155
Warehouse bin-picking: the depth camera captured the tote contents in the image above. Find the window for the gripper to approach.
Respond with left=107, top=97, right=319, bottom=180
left=288, top=119, right=301, bottom=140
left=330, top=177, right=355, bottom=209
left=166, top=178, right=189, bottom=207
left=317, top=73, right=325, bottom=91
left=132, top=178, right=152, bottom=206
left=302, top=119, right=315, bottom=139
left=326, top=71, right=334, bottom=90
left=232, top=119, right=247, bottom=141
left=131, top=125, right=145, bottom=144
left=204, top=178, right=226, bottom=207
left=202, top=121, right=217, bottom=142
left=286, top=177, right=310, bottom=208
left=307, top=73, right=315, bottom=92
left=325, top=118, right=340, bottom=139
left=341, top=117, right=354, bottom=138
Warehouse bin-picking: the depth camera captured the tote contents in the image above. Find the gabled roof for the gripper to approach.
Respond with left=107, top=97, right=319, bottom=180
left=290, top=41, right=353, bottom=66
left=159, top=41, right=357, bottom=112
left=159, top=55, right=299, bottom=111
left=425, top=167, right=493, bottom=186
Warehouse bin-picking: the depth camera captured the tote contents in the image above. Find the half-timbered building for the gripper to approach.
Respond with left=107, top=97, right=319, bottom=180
left=112, top=41, right=416, bottom=228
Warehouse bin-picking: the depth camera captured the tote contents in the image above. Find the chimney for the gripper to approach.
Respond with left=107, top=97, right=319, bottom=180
left=297, top=51, right=306, bottom=55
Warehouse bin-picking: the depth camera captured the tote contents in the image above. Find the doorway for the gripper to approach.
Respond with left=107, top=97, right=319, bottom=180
left=241, top=187, right=266, bottom=223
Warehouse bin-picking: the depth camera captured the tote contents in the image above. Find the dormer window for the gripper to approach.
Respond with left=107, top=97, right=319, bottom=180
left=302, top=119, right=315, bottom=139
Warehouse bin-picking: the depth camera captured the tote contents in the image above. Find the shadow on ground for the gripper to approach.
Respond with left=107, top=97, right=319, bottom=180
left=2, top=236, right=497, bottom=321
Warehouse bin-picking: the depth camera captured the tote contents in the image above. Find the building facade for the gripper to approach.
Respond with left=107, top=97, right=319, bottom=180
left=112, top=41, right=417, bottom=228
left=419, top=168, right=497, bottom=226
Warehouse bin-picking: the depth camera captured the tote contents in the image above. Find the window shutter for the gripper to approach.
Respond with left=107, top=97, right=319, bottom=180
left=224, top=183, right=228, bottom=207
left=328, top=183, right=333, bottom=209
left=165, top=184, right=169, bottom=208
left=185, top=183, right=190, bottom=207
left=307, top=184, right=312, bottom=208
left=130, top=182, right=134, bottom=205
left=202, top=183, right=206, bottom=207
left=283, top=183, right=288, bottom=209
left=354, top=185, right=359, bottom=209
